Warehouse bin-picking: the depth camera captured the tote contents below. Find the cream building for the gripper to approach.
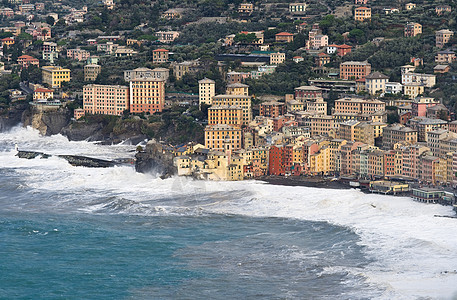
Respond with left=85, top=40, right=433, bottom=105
left=198, top=78, right=215, bottom=107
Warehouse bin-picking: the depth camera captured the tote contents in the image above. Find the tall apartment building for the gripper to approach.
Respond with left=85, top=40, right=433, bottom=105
left=436, top=29, right=454, bottom=48
left=83, top=84, right=129, bottom=116
left=84, top=64, right=101, bottom=81
left=208, top=105, right=243, bottom=128
left=404, top=22, right=422, bottom=37
left=412, top=97, right=440, bottom=117
left=340, top=61, right=371, bottom=79
left=129, top=78, right=166, bottom=114
left=204, top=124, right=242, bottom=151
left=354, top=7, right=371, bottom=21
left=212, top=95, right=252, bottom=126
left=42, top=66, right=70, bottom=88
left=198, top=78, right=215, bottom=107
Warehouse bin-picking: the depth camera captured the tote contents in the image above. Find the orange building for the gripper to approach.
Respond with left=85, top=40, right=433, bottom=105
left=354, top=7, right=371, bottom=21
left=212, top=94, right=252, bottom=126
left=1, top=37, right=14, bottom=46
left=340, top=61, right=371, bottom=79
left=337, top=44, right=352, bottom=57
left=17, top=55, right=39, bottom=68
left=83, top=84, right=130, bottom=116
left=151, top=49, right=169, bottom=64
left=204, top=124, right=242, bottom=151
left=208, top=105, right=243, bottom=128
left=129, top=79, right=166, bottom=114
left=275, top=32, right=294, bottom=43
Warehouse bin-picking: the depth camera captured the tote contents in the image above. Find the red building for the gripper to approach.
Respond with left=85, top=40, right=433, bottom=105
left=17, top=55, right=39, bottom=68
left=259, top=101, right=285, bottom=118
left=337, top=44, right=352, bottom=57
left=269, top=145, right=285, bottom=175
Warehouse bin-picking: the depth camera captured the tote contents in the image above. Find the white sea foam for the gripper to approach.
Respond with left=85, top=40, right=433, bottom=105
left=2, top=127, right=457, bottom=299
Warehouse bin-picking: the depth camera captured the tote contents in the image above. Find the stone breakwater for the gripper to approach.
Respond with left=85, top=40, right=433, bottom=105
left=16, top=150, right=117, bottom=168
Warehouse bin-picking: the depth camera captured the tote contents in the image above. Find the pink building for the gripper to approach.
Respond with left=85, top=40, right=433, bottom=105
left=402, top=144, right=430, bottom=179
left=67, top=49, right=91, bottom=61
left=83, top=84, right=130, bottom=116
left=411, top=97, right=440, bottom=117
left=420, top=155, right=439, bottom=184
left=449, top=120, right=457, bottom=134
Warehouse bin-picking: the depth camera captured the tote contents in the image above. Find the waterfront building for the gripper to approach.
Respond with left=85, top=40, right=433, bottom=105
left=208, top=105, right=243, bottom=128
left=204, top=124, right=242, bottom=151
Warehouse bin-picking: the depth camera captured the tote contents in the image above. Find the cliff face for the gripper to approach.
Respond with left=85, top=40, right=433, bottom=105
left=0, top=103, right=28, bottom=131
left=135, top=140, right=177, bottom=178
left=61, top=118, right=147, bottom=144
left=22, top=106, right=71, bottom=136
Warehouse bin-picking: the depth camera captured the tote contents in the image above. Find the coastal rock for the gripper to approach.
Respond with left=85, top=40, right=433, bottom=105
left=0, top=103, right=28, bottom=132
left=22, top=106, right=71, bottom=136
left=16, top=150, right=115, bottom=168
left=135, top=139, right=177, bottom=179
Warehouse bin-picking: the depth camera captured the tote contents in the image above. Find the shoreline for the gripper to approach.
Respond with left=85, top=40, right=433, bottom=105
left=258, top=176, right=354, bottom=190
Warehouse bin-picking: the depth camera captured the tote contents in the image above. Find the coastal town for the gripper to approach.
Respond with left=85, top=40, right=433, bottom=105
left=0, top=0, right=457, bottom=208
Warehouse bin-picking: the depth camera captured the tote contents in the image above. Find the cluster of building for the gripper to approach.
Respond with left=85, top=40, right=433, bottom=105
left=170, top=76, right=457, bottom=186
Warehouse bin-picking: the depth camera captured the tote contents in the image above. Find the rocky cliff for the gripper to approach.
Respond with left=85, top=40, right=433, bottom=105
left=22, top=106, right=71, bottom=136
left=135, top=140, right=177, bottom=178
left=0, top=103, right=29, bottom=131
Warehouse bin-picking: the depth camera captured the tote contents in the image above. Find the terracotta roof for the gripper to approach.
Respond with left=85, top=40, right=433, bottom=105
left=153, top=48, right=169, bottom=52
left=35, top=88, right=53, bottom=93
left=276, top=32, right=293, bottom=36
left=1, top=37, right=13, bottom=41
left=337, top=44, right=352, bottom=49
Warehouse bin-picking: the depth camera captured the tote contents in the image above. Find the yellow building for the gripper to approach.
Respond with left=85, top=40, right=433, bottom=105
left=33, top=87, right=54, bottom=101
left=309, top=146, right=331, bottom=175
left=204, top=124, right=242, bottom=151
left=208, top=105, right=243, bottom=128
left=270, top=52, right=285, bottom=65
left=212, top=94, right=252, bottom=126
left=226, top=83, right=249, bottom=96
left=403, top=83, right=424, bottom=99
left=42, top=66, right=71, bottom=88
left=354, top=7, right=371, bottom=22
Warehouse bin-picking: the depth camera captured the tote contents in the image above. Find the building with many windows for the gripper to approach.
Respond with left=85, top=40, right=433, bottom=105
left=354, top=7, right=371, bottom=21
left=83, top=84, right=129, bottom=116
left=198, top=78, right=215, bottom=107
left=340, top=61, right=371, bottom=79
left=129, top=78, right=166, bottom=114
left=42, top=66, right=70, bottom=88
left=204, top=124, right=242, bottom=151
